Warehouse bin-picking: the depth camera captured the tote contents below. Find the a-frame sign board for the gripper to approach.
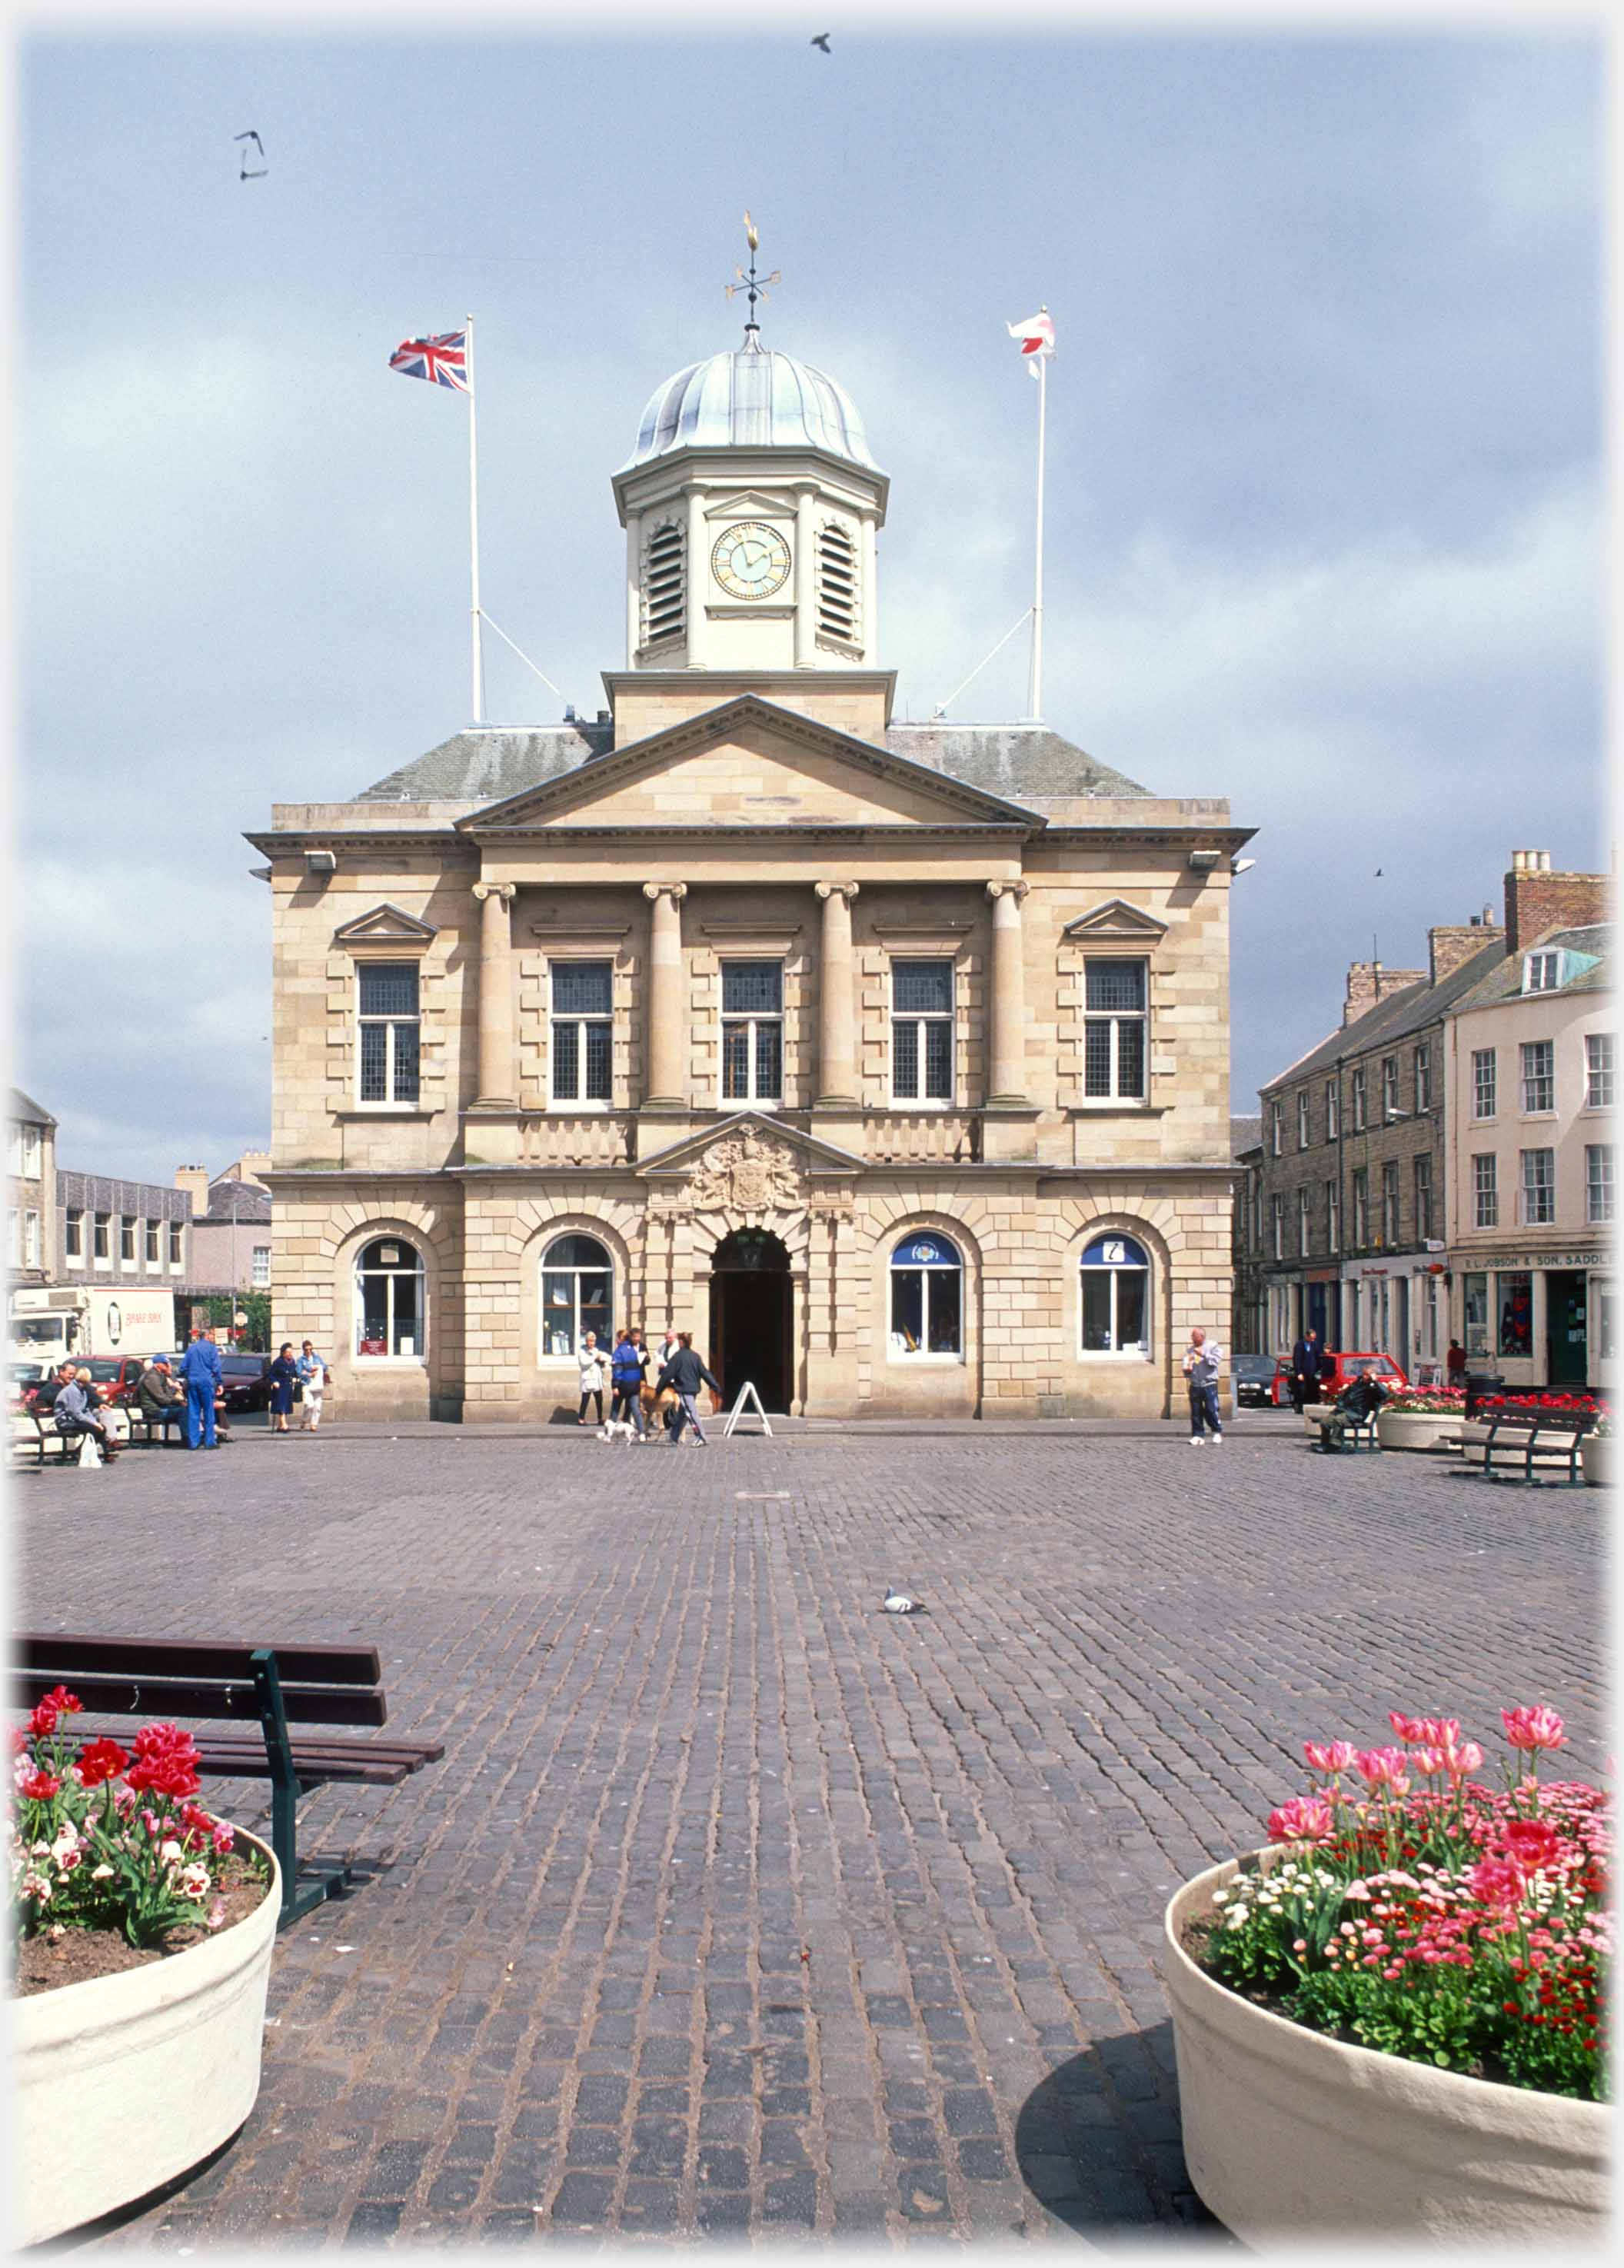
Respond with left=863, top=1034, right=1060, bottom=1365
left=722, top=1380, right=774, bottom=1439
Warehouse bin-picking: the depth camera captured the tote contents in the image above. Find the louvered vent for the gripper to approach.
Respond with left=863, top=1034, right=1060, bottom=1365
left=816, top=522, right=859, bottom=646
left=642, top=521, right=685, bottom=646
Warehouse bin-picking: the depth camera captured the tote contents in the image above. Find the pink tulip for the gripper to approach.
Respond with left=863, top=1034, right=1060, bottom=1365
left=1303, top=1740, right=1357, bottom=1773
left=1355, top=1747, right=1409, bottom=1788
left=1502, top=1817, right=1560, bottom=1874
left=1388, top=1712, right=1428, bottom=1743
left=1418, top=1717, right=1461, bottom=1748
left=1443, top=1740, right=1484, bottom=1779
left=1267, top=1794, right=1333, bottom=1844
left=1502, top=1705, right=1566, bottom=1753
left=1469, top=1857, right=1526, bottom=1911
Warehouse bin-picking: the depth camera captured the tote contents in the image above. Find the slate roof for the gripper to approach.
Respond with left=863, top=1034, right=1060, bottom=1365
left=1450, top=924, right=1612, bottom=1014
left=354, top=716, right=1150, bottom=808
left=9, top=1087, right=55, bottom=1127
left=1230, top=1114, right=1263, bottom=1157
left=1260, top=940, right=1508, bottom=1094
left=204, top=1178, right=274, bottom=1225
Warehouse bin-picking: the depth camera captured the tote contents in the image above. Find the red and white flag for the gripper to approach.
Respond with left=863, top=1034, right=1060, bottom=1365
left=1006, top=308, right=1054, bottom=377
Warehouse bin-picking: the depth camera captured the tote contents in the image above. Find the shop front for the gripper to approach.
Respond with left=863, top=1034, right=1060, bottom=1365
left=1339, top=1253, right=1449, bottom=1384
left=1455, top=1245, right=1611, bottom=1393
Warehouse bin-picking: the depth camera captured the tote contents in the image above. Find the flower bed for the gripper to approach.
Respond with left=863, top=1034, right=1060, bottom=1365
left=1476, top=1391, right=1606, bottom=1430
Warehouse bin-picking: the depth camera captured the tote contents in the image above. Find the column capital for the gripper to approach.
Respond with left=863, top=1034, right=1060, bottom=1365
left=642, top=881, right=688, bottom=904
left=815, top=881, right=860, bottom=904
left=986, top=879, right=1030, bottom=905
left=472, top=881, right=516, bottom=904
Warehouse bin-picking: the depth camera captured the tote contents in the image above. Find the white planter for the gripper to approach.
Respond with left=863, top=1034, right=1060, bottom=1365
left=1376, top=1409, right=1464, bottom=1453
left=1163, top=1854, right=1611, bottom=2242
left=1581, top=1433, right=1614, bottom=1489
left=9, top=1831, right=278, bottom=2247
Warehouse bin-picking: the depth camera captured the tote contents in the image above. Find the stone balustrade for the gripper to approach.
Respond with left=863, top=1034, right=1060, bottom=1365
left=517, top=1114, right=637, bottom=1167
left=861, top=1112, right=982, bottom=1165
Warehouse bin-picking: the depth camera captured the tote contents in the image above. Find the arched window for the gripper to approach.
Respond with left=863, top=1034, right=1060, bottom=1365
left=355, top=1237, right=426, bottom=1359
left=889, top=1233, right=963, bottom=1358
left=1080, top=1234, right=1150, bottom=1355
left=541, top=1234, right=614, bottom=1360
left=642, top=521, right=685, bottom=648
left=816, top=521, right=859, bottom=645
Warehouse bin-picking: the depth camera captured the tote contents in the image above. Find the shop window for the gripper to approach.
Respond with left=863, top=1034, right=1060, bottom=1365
left=355, top=1237, right=426, bottom=1359
left=1079, top=1234, right=1150, bottom=1356
left=541, top=1234, right=613, bottom=1360
left=889, top=1234, right=963, bottom=1358
left=1463, top=1271, right=1489, bottom=1358
left=1497, top=1271, right=1533, bottom=1360
left=551, top=961, right=614, bottom=1105
left=721, top=961, right=783, bottom=1103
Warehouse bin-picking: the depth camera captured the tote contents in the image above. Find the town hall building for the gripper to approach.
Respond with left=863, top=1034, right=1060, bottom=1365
left=251, top=319, right=1251, bottom=1420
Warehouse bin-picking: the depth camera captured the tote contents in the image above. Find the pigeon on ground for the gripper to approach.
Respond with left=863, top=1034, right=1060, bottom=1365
left=883, top=1584, right=921, bottom=1614
left=811, top=34, right=832, bottom=53
left=235, top=130, right=268, bottom=179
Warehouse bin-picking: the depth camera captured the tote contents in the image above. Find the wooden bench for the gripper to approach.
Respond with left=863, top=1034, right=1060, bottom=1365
left=1471, top=1415, right=1589, bottom=1489
left=12, top=1633, right=445, bottom=1929
left=13, top=1414, right=98, bottom=1467
left=125, top=1407, right=186, bottom=1447
left=1311, top=1405, right=1380, bottom=1453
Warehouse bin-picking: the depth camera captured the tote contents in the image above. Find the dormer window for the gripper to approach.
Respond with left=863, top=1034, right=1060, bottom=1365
left=816, top=521, right=859, bottom=645
left=642, top=521, right=685, bottom=647
left=1525, top=950, right=1560, bottom=993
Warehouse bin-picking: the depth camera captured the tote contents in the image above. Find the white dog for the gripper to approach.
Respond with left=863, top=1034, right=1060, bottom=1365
left=598, top=1419, right=640, bottom=1446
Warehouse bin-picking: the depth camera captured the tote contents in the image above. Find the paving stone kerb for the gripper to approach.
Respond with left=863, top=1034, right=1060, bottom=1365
left=15, top=1433, right=1603, bottom=2247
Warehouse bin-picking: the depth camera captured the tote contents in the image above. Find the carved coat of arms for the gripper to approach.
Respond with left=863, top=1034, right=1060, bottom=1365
left=690, top=1127, right=802, bottom=1215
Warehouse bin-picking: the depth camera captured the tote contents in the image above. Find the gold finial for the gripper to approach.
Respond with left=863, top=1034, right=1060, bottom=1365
left=744, top=209, right=760, bottom=252
left=724, top=215, right=781, bottom=330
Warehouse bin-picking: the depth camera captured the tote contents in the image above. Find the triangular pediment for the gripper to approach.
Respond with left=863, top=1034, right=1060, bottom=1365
left=459, top=696, right=1042, bottom=834
left=702, top=489, right=797, bottom=521
left=332, top=903, right=439, bottom=946
left=1063, top=898, right=1169, bottom=942
left=637, top=1111, right=863, bottom=1182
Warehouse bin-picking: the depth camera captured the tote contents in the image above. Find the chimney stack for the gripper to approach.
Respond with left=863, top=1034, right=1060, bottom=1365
left=1343, top=957, right=1426, bottom=1026
left=1429, top=916, right=1503, bottom=986
left=1503, top=852, right=1609, bottom=957
left=173, top=1165, right=209, bottom=1214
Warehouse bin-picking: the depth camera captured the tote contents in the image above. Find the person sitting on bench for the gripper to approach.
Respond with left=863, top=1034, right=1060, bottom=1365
left=1320, top=1370, right=1389, bottom=1452
left=135, top=1357, right=187, bottom=1438
left=51, top=1363, right=120, bottom=1464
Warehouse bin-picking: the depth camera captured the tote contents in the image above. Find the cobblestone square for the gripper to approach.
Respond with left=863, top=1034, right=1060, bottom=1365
left=15, top=1419, right=1605, bottom=2248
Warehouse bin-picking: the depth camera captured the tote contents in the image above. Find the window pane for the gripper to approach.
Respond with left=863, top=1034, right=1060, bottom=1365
left=722, top=961, right=782, bottom=1014
left=358, top=962, right=418, bottom=1017
left=1086, top=960, right=1145, bottom=1013
left=546, top=1235, right=610, bottom=1269
left=359, top=1021, right=388, bottom=1101
left=1116, top=1271, right=1147, bottom=1350
left=553, top=1020, right=580, bottom=1097
left=584, top=1021, right=613, bottom=1102
left=894, top=961, right=952, bottom=1015
left=577, top=1270, right=612, bottom=1342
left=893, top=1020, right=919, bottom=1098
left=891, top=1267, right=924, bottom=1350
left=1081, top=1273, right=1113, bottom=1350
left=1115, top=1019, right=1146, bottom=1098
left=923, top=1021, right=953, bottom=1101
left=391, top=1271, right=421, bottom=1356
left=391, top=1021, right=421, bottom=1103
left=927, top=1267, right=962, bottom=1354
left=1497, top=1272, right=1532, bottom=1358
left=552, top=961, right=611, bottom=1016
left=541, top=1271, right=576, bottom=1356
left=359, top=1281, right=389, bottom=1351
left=893, top=1234, right=961, bottom=1268
left=1083, top=1021, right=1113, bottom=1097
left=722, top=1023, right=751, bottom=1100
left=754, top=1021, right=783, bottom=1096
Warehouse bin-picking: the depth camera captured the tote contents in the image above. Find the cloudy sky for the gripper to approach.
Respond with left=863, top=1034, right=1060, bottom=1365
left=15, top=7, right=1606, bottom=1184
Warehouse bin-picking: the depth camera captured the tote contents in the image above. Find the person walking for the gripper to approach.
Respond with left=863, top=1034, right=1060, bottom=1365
left=577, top=1331, right=607, bottom=1427
left=1290, top=1324, right=1323, bottom=1414
left=654, top=1331, right=722, bottom=1447
left=296, top=1340, right=328, bottom=1431
left=1446, top=1337, right=1467, bottom=1387
left=52, top=1362, right=120, bottom=1463
left=1183, top=1326, right=1224, bottom=1445
left=135, top=1357, right=187, bottom=1444
left=178, top=1327, right=223, bottom=1450
left=267, top=1342, right=299, bottom=1434
left=610, top=1327, right=649, bottom=1436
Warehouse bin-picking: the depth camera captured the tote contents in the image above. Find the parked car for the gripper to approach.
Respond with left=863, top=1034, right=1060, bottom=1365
left=27, top=1357, right=145, bottom=1414
left=1233, top=1354, right=1277, bottom=1408
left=218, top=1353, right=273, bottom=1414
left=1272, top=1349, right=1409, bottom=1407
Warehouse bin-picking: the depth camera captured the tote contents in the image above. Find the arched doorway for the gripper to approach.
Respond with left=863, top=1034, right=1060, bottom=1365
left=709, top=1228, right=793, bottom=1414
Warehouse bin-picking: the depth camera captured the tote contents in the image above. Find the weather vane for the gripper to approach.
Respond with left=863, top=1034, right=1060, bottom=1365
left=725, top=211, right=781, bottom=332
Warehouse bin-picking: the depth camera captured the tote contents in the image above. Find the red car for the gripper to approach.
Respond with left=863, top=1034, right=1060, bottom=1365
left=1272, top=1349, right=1409, bottom=1407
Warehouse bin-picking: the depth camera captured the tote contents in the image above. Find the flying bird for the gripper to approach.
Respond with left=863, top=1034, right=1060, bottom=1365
left=235, top=130, right=268, bottom=180
left=811, top=32, right=831, bottom=51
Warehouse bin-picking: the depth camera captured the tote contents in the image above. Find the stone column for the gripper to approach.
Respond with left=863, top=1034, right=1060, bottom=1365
left=685, top=488, right=708, bottom=668
left=794, top=485, right=818, bottom=668
left=814, top=881, right=860, bottom=1103
left=642, top=883, right=688, bottom=1104
left=986, top=880, right=1030, bottom=1105
left=471, top=881, right=517, bottom=1106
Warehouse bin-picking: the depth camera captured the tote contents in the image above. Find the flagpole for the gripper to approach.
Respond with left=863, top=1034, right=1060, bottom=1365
left=1027, top=342, right=1046, bottom=722
left=467, top=311, right=484, bottom=724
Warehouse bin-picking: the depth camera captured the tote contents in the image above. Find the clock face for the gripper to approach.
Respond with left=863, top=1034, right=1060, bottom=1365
left=710, top=521, right=791, bottom=601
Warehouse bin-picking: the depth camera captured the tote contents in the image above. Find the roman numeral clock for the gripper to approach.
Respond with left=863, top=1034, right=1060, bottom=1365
left=710, top=521, right=792, bottom=600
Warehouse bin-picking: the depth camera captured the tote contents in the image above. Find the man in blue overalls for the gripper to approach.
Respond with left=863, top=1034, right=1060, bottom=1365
left=178, top=1329, right=224, bottom=1450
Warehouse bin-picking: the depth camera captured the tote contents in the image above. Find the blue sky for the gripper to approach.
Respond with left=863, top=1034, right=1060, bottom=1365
left=15, top=14, right=1606, bottom=1181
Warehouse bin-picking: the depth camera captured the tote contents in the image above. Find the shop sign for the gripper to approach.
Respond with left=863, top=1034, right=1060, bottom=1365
left=1459, top=1251, right=1609, bottom=1272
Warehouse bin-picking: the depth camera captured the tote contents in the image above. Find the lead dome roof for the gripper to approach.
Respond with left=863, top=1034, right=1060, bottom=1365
left=624, top=333, right=879, bottom=471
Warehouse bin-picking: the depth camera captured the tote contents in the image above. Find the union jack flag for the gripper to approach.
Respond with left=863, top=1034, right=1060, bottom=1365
left=388, top=331, right=470, bottom=391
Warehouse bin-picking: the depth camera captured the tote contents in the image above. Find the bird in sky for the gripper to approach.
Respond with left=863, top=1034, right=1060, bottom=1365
left=811, top=33, right=831, bottom=53
left=1375, top=867, right=1383, bottom=877
left=235, top=130, right=268, bottom=180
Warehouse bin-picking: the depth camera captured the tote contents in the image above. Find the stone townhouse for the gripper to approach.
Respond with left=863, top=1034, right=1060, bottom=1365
left=248, top=322, right=1252, bottom=1421
left=8, top=1088, right=57, bottom=1287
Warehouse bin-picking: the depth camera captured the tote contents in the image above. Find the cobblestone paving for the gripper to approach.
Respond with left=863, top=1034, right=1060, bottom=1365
left=14, top=1421, right=1605, bottom=2249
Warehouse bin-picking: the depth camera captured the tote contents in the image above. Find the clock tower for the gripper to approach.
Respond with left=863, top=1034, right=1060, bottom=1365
left=608, top=291, right=893, bottom=746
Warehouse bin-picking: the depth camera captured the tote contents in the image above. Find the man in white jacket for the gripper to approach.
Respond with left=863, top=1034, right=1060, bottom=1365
left=1183, top=1327, right=1224, bottom=1445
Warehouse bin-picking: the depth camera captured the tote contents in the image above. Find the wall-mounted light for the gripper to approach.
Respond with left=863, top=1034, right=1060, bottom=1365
left=304, top=850, right=337, bottom=875
left=1187, top=848, right=1222, bottom=871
